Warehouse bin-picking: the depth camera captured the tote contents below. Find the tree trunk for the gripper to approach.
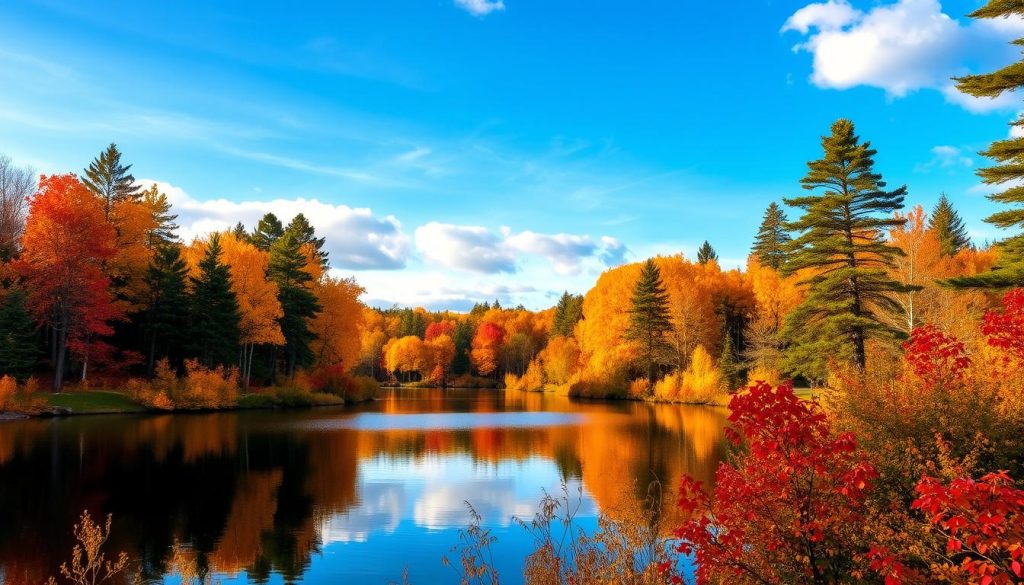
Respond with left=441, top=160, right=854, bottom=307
left=53, top=331, right=66, bottom=392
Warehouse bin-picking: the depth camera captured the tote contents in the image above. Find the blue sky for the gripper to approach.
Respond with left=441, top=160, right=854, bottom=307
left=1, top=0, right=1021, bottom=310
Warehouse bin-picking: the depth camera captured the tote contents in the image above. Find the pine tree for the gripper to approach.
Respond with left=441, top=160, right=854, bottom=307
left=285, top=213, right=329, bottom=268
left=947, top=2, right=1024, bottom=286
left=551, top=291, right=584, bottom=338
left=189, top=234, right=241, bottom=368
left=144, top=245, right=190, bottom=375
left=697, top=241, right=718, bottom=264
left=82, top=143, right=141, bottom=220
left=782, top=119, right=913, bottom=377
left=141, top=185, right=179, bottom=248
left=451, top=320, right=473, bottom=375
left=252, top=213, right=284, bottom=251
left=230, top=222, right=248, bottom=241
left=928, top=194, right=970, bottom=257
left=268, top=229, right=321, bottom=378
left=0, top=287, right=37, bottom=381
left=625, top=259, right=674, bottom=382
left=752, top=202, right=791, bottom=269
left=718, top=333, right=741, bottom=392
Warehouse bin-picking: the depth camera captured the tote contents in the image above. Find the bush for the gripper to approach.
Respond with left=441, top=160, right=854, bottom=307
left=300, top=363, right=381, bottom=402
left=0, top=375, right=16, bottom=412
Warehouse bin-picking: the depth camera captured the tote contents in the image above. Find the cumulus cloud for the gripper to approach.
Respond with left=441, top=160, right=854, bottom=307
left=139, top=179, right=410, bottom=270
left=783, top=0, right=1023, bottom=111
left=454, top=0, right=505, bottom=16
left=414, top=223, right=629, bottom=275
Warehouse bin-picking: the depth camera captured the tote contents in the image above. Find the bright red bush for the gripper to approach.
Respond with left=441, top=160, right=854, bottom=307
left=675, top=382, right=876, bottom=585
left=983, top=288, right=1024, bottom=360
left=902, top=323, right=971, bottom=385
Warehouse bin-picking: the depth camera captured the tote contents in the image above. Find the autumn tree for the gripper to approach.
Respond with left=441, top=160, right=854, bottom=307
left=884, top=206, right=943, bottom=335
left=269, top=222, right=321, bottom=379
left=385, top=335, right=427, bottom=381
left=189, top=233, right=241, bottom=368
left=16, top=175, right=119, bottom=390
left=676, top=382, right=877, bottom=584
left=0, top=154, right=34, bottom=261
left=783, top=119, right=912, bottom=376
left=625, top=259, right=673, bottom=382
left=471, top=321, right=506, bottom=377
left=551, top=291, right=584, bottom=338
left=251, top=213, right=284, bottom=251
left=696, top=240, right=717, bottom=264
left=82, top=143, right=140, bottom=220
left=310, top=276, right=364, bottom=371
left=928, top=194, right=969, bottom=257
left=143, top=244, right=190, bottom=375
left=948, top=1, right=1024, bottom=286
left=220, top=233, right=285, bottom=385
left=752, top=202, right=790, bottom=269
left=0, top=287, right=37, bottom=381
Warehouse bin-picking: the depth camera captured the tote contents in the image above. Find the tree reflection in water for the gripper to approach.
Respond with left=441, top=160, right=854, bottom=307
left=0, top=389, right=726, bottom=584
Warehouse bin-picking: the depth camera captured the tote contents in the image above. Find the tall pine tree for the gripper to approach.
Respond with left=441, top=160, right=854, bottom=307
left=928, top=194, right=970, bottom=257
left=286, top=213, right=329, bottom=269
left=269, top=224, right=321, bottom=379
left=82, top=143, right=141, bottom=220
left=752, top=202, right=791, bottom=269
left=783, top=119, right=913, bottom=377
left=144, top=245, right=190, bottom=375
left=947, top=1, right=1024, bottom=286
left=141, top=185, right=179, bottom=248
left=252, top=213, right=284, bottom=251
left=189, top=234, right=241, bottom=368
left=0, top=287, right=37, bottom=381
left=551, top=291, right=584, bottom=338
left=697, top=241, right=718, bottom=264
left=625, top=259, right=673, bottom=383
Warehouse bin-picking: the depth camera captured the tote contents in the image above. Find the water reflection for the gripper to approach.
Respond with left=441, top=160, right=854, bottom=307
left=0, top=389, right=727, bottom=585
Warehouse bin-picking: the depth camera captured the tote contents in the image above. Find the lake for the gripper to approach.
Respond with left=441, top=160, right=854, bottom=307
left=0, top=388, right=727, bottom=585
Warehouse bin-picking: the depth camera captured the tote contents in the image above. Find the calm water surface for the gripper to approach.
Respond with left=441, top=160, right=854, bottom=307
left=0, top=389, right=727, bottom=585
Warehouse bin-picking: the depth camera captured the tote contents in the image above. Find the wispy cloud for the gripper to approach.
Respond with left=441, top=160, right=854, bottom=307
left=454, top=0, right=506, bottom=17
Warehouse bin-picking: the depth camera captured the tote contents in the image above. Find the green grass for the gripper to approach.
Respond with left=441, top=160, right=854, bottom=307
left=46, top=390, right=147, bottom=414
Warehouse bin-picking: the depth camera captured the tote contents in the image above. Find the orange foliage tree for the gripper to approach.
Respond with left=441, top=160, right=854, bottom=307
left=471, top=321, right=506, bottom=377
left=310, top=275, right=365, bottom=372
left=16, top=174, right=120, bottom=390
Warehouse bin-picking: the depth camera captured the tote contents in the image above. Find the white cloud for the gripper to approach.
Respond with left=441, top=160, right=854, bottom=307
left=914, top=145, right=974, bottom=172
left=415, top=222, right=518, bottom=274
left=454, top=0, right=505, bottom=16
left=784, top=0, right=1023, bottom=111
left=414, top=222, right=629, bottom=276
left=139, top=179, right=410, bottom=270
left=782, top=0, right=863, bottom=33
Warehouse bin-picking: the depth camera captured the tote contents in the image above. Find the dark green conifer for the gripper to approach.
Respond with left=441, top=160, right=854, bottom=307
left=696, top=241, right=718, bottom=264
left=252, top=213, right=284, bottom=251
left=144, top=245, right=190, bottom=374
left=269, top=227, right=321, bottom=378
left=928, top=194, right=971, bottom=257
left=189, top=234, right=241, bottom=368
left=82, top=143, right=141, bottom=219
left=947, top=1, right=1024, bottom=286
left=0, top=287, right=37, bottom=381
left=625, top=259, right=674, bottom=383
left=285, top=213, right=329, bottom=269
left=718, top=334, right=741, bottom=392
left=551, top=292, right=584, bottom=338
left=752, top=202, right=791, bottom=269
left=782, top=119, right=913, bottom=377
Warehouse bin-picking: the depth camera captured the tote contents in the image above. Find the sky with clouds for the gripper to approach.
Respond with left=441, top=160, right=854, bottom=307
left=1, top=0, right=1021, bottom=310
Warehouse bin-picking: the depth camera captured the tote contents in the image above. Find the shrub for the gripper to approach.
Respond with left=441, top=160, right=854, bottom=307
left=179, top=360, right=238, bottom=409
left=0, top=375, right=15, bottom=411
left=301, top=363, right=380, bottom=402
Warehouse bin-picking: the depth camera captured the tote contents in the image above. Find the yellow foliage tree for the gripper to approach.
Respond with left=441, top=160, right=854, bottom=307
left=311, top=276, right=366, bottom=372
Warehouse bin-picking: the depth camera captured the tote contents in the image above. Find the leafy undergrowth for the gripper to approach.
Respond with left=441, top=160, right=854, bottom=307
left=46, top=390, right=148, bottom=414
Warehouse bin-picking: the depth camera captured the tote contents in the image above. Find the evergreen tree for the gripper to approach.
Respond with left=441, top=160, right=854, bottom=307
left=782, top=119, right=913, bottom=376
left=284, top=213, right=329, bottom=268
left=0, top=287, right=37, bottom=381
left=947, top=3, right=1024, bottom=286
left=697, top=241, right=718, bottom=264
left=189, top=234, right=241, bottom=368
left=470, top=301, right=490, bottom=316
left=397, top=308, right=427, bottom=338
left=551, top=291, right=584, bottom=338
left=252, top=213, right=284, bottom=251
left=231, top=222, right=249, bottom=241
left=718, top=334, right=741, bottom=392
left=82, top=143, right=141, bottom=219
left=268, top=230, right=321, bottom=378
left=141, top=185, right=179, bottom=247
left=927, top=194, right=970, bottom=257
left=752, top=202, right=791, bottom=269
left=451, top=320, right=474, bottom=375
left=625, top=259, right=674, bottom=383
left=144, top=245, right=190, bottom=375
